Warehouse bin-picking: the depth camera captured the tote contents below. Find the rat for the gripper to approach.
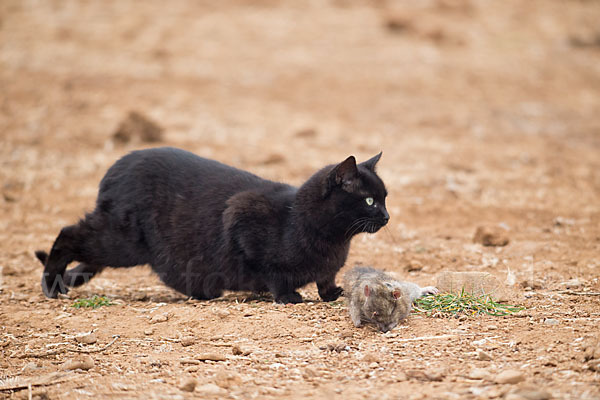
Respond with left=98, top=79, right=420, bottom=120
left=342, top=266, right=439, bottom=332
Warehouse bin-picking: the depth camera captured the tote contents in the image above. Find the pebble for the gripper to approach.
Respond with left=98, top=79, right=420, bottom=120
left=213, top=308, right=231, bottom=319
left=543, top=318, right=559, bottom=326
left=495, top=370, right=525, bottom=384
left=21, top=362, right=40, bottom=372
left=468, top=368, right=492, bottom=380
left=150, top=313, right=169, bottom=324
left=473, top=226, right=510, bottom=247
left=303, top=366, right=318, bottom=378
left=184, top=366, right=199, bottom=373
left=561, top=278, right=582, bottom=289
left=196, top=383, right=226, bottom=396
left=214, top=371, right=242, bottom=388
left=197, top=353, right=227, bottom=362
left=362, top=352, right=380, bottom=363
left=477, top=350, right=493, bottom=361
left=232, top=345, right=252, bottom=356
left=512, top=386, right=552, bottom=400
left=144, top=328, right=154, bottom=335
left=179, top=377, right=197, bottom=392
left=180, top=336, right=195, bottom=347
left=62, top=355, right=94, bottom=371
left=75, top=332, right=97, bottom=345
left=424, top=368, right=445, bottom=382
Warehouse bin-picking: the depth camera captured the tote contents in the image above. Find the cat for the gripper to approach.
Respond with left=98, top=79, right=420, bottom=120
left=35, top=147, right=389, bottom=303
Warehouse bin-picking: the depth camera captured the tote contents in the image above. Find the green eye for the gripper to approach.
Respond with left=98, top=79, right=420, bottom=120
left=365, top=197, right=374, bottom=206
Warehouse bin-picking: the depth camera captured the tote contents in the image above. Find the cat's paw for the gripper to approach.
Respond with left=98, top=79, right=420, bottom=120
left=41, top=274, right=69, bottom=299
left=275, top=292, right=303, bottom=304
left=319, top=286, right=344, bottom=302
left=421, top=286, right=439, bottom=296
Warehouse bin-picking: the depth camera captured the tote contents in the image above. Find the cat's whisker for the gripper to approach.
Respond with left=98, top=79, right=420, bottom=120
left=383, top=226, right=399, bottom=247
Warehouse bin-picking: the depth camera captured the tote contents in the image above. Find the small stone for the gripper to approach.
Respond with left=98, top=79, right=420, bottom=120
left=495, top=369, right=525, bottom=384
left=75, top=332, right=97, bottom=345
left=368, top=362, right=379, bottom=369
left=587, top=359, right=600, bottom=372
left=62, top=355, right=94, bottom=371
left=469, top=368, right=492, bottom=380
left=196, top=383, right=226, bottom=396
left=184, top=366, right=199, bottom=373
left=179, top=377, right=197, bottom=392
left=214, top=308, right=231, bottom=318
left=477, top=350, right=493, bottom=361
left=436, top=271, right=508, bottom=301
left=232, top=345, right=252, bottom=356
left=197, top=353, right=226, bottom=362
left=303, top=366, right=318, bottom=378
left=150, top=313, right=169, bottom=324
left=214, top=370, right=242, bottom=389
left=338, top=330, right=353, bottom=339
left=113, top=111, right=163, bottom=144
left=424, top=368, right=445, bottom=381
left=405, top=260, right=423, bottom=272
left=513, top=386, right=552, bottom=400
left=21, top=362, right=40, bottom=372
left=561, top=278, right=582, bottom=289
left=473, top=226, right=509, bottom=247
left=180, top=336, right=195, bottom=347
left=144, top=328, right=154, bottom=335
left=543, top=318, right=559, bottom=326
left=362, top=352, right=380, bottom=363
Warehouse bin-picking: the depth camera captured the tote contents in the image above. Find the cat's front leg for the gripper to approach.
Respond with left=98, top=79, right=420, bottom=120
left=275, top=291, right=303, bottom=304
left=317, top=276, right=343, bottom=302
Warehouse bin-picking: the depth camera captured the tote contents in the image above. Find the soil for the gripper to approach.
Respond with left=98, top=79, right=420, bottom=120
left=1, top=0, right=600, bottom=399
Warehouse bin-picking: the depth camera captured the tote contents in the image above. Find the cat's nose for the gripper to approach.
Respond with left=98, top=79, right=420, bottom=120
left=381, top=208, right=390, bottom=224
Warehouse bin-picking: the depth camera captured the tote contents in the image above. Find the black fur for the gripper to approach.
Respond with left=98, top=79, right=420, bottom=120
left=36, top=147, right=389, bottom=303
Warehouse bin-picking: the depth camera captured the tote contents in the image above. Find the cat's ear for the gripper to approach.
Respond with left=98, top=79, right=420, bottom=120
left=364, top=284, right=371, bottom=298
left=323, top=156, right=358, bottom=196
left=360, top=152, right=382, bottom=172
left=392, top=289, right=402, bottom=299
left=331, top=156, right=358, bottom=185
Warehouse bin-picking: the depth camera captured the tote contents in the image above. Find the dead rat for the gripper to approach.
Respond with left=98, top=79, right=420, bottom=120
left=342, top=266, right=438, bottom=332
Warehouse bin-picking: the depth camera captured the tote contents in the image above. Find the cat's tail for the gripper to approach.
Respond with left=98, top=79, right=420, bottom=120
left=34, top=250, right=49, bottom=265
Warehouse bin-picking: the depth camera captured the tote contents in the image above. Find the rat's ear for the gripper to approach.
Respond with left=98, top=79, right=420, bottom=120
left=392, top=289, right=402, bottom=299
left=323, top=156, right=358, bottom=196
left=364, top=284, right=371, bottom=298
left=360, top=152, right=382, bottom=172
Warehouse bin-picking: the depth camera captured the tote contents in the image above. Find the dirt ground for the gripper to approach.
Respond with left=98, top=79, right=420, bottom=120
left=1, top=0, right=600, bottom=399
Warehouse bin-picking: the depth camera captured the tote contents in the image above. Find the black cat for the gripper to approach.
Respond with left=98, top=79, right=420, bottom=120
left=35, top=147, right=389, bottom=303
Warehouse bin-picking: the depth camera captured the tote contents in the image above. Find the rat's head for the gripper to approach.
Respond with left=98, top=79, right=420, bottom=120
left=297, top=153, right=389, bottom=238
left=362, top=281, right=412, bottom=333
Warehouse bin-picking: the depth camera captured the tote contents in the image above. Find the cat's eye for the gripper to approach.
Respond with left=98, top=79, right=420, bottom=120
left=365, top=197, right=374, bottom=206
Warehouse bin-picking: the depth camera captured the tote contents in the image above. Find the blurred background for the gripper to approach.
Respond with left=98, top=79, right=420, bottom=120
left=1, top=0, right=599, bottom=287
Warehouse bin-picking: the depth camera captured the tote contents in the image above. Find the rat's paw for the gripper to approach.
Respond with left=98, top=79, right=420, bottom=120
left=421, top=286, right=439, bottom=296
left=319, top=286, right=343, bottom=302
left=275, top=291, right=303, bottom=304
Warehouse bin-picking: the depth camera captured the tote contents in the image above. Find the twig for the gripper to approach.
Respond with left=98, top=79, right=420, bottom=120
left=558, top=290, right=600, bottom=296
left=0, top=372, right=71, bottom=391
left=17, top=336, right=120, bottom=358
left=391, top=334, right=457, bottom=343
left=70, top=335, right=120, bottom=353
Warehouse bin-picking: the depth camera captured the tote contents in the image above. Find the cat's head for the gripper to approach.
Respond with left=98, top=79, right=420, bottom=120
left=297, top=153, right=389, bottom=238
